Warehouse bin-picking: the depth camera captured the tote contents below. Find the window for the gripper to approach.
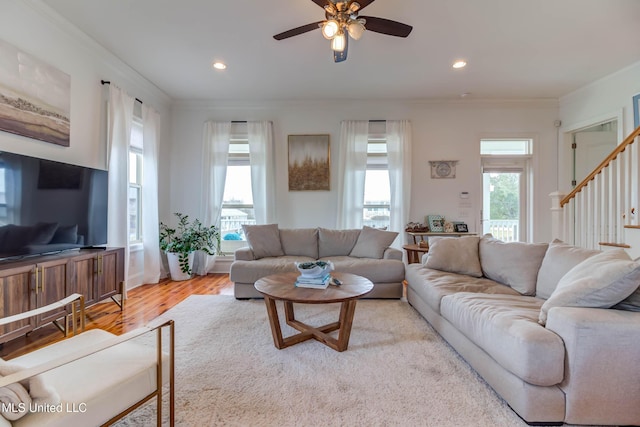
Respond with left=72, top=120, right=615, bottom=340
left=363, top=129, right=390, bottom=229
left=480, top=139, right=533, bottom=242
left=221, top=125, right=255, bottom=253
left=128, top=118, right=143, bottom=243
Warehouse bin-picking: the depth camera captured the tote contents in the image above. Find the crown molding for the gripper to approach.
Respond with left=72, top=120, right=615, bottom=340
left=22, top=0, right=172, bottom=109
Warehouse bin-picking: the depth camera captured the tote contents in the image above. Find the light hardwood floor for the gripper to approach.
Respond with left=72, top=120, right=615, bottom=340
left=0, top=273, right=234, bottom=360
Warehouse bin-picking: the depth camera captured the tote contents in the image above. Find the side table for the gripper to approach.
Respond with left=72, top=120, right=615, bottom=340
left=402, top=244, right=429, bottom=264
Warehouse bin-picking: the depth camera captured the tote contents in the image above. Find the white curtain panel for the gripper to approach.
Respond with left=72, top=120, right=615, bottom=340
left=106, top=85, right=134, bottom=288
left=337, top=120, right=369, bottom=229
left=141, top=104, right=161, bottom=284
left=386, top=120, right=412, bottom=248
left=196, top=121, right=231, bottom=275
left=248, top=121, right=276, bottom=224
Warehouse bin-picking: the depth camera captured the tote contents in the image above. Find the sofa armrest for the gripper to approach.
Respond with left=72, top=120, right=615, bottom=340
left=383, top=247, right=403, bottom=260
left=545, top=307, right=640, bottom=424
left=234, top=247, right=255, bottom=261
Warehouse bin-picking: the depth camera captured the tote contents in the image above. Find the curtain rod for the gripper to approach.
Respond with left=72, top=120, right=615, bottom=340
left=101, top=80, right=143, bottom=104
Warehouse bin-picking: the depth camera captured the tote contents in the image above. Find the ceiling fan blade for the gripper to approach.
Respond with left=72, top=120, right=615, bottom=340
left=273, top=21, right=323, bottom=40
left=310, top=0, right=330, bottom=8
left=354, top=0, right=376, bottom=12
left=360, top=16, right=412, bottom=37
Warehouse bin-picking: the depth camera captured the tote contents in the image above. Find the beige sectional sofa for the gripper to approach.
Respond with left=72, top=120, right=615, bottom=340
left=230, top=225, right=405, bottom=299
left=405, top=235, right=640, bottom=426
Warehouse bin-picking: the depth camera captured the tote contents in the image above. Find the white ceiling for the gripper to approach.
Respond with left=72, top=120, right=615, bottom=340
left=42, top=0, right=640, bottom=101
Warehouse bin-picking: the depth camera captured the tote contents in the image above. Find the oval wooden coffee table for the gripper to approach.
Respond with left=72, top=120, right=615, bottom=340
left=254, top=272, right=374, bottom=352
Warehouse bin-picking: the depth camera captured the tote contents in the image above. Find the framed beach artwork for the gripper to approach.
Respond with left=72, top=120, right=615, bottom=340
left=0, top=39, right=70, bottom=147
left=288, top=134, right=330, bottom=191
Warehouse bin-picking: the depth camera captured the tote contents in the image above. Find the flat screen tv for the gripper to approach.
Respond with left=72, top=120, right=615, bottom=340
left=0, top=151, right=108, bottom=260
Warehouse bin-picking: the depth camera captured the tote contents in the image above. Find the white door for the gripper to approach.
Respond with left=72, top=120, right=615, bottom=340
left=573, top=127, right=617, bottom=187
left=482, top=171, right=524, bottom=242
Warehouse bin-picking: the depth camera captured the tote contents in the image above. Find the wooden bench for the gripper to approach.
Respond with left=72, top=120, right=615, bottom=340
left=0, top=294, right=174, bottom=426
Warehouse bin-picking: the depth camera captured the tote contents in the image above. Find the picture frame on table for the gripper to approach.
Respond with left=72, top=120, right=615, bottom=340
left=427, top=215, right=445, bottom=232
left=454, top=223, right=469, bottom=233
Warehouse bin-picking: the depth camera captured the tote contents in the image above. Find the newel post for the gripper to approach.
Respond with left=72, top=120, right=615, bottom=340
left=549, top=191, right=566, bottom=241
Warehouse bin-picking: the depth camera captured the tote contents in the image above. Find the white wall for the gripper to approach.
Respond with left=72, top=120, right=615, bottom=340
left=558, top=61, right=640, bottom=194
left=1, top=1, right=172, bottom=288
left=170, top=98, right=559, bottom=243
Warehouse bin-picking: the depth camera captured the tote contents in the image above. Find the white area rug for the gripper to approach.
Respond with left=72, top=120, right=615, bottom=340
left=116, top=295, right=527, bottom=426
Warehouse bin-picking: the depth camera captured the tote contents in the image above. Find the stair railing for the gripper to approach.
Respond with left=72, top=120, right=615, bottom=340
left=553, top=126, right=640, bottom=249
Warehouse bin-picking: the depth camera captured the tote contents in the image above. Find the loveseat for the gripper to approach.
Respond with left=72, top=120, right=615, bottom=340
left=405, top=235, right=640, bottom=425
left=230, top=225, right=405, bottom=299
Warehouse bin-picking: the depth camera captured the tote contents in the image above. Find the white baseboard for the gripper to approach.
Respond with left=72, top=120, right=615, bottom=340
left=211, top=255, right=233, bottom=273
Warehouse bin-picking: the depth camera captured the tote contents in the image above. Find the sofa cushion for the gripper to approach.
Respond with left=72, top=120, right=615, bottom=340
left=349, top=226, right=398, bottom=259
left=539, top=250, right=640, bottom=325
left=479, top=235, right=548, bottom=295
left=279, top=228, right=318, bottom=259
left=441, top=292, right=565, bottom=386
left=229, top=256, right=315, bottom=284
left=11, top=329, right=170, bottom=427
left=321, top=256, right=405, bottom=284
left=425, top=236, right=482, bottom=277
left=318, top=228, right=360, bottom=258
left=405, top=266, right=520, bottom=314
left=535, top=240, right=600, bottom=299
left=242, top=224, right=284, bottom=259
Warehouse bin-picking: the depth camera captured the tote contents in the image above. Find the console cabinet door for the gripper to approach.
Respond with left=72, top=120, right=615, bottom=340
left=68, top=252, right=99, bottom=307
left=35, top=258, right=70, bottom=325
left=0, top=265, right=36, bottom=343
left=96, top=248, right=124, bottom=301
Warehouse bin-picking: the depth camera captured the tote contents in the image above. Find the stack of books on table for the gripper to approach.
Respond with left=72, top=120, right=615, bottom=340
left=295, top=273, right=331, bottom=289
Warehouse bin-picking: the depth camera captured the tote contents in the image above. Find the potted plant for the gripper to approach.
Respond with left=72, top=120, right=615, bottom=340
left=159, top=213, right=221, bottom=280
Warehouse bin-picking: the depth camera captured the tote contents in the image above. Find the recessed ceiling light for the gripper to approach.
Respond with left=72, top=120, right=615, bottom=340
left=452, top=60, right=467, bottom=69
left=212, top=62, right=227, bottom=70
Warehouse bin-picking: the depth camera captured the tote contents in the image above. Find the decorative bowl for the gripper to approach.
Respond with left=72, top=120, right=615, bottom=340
left=295, top=260, right=334, bottom=278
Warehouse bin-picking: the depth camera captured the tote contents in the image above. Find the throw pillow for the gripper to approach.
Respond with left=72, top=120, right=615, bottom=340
left=614, top=286, right=640, bottom=312
left=535, top=240, right=601, bottom=299
left=279, top=228, right=318, bottom=259
left=318, top=228, right=360, bottom=258
left=29, top=222, right=59, bottom=245
left=479, top=235, right=548, bottom=295
left=425, top=236, right=483, bottom=277
left=539, top=250, right=640, bottom=325
left=242, top=224, right=284, bottom=259
left=349, top=226, right=398, bottom=259
left=50, top=224, right=79, bottom=244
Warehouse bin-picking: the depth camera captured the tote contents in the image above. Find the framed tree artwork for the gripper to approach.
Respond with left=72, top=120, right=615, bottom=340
left=288, top=134, right=330, bottom=191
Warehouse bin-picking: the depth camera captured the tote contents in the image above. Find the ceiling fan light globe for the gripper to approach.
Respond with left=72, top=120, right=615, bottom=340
left=331, top=33, right=346, bottom=52
left=322, top=20, right=339, bottom=39
left=324, top=3, right=337, bottom=15
left=348, top=2, right=361, bottom=13
left=347, top=21, right=365, bottom=40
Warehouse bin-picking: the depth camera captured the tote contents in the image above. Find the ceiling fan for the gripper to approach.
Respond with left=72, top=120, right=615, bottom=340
left=273, top=0, right=412, bottom=63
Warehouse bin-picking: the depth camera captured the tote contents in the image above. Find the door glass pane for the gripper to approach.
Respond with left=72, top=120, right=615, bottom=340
left=483, top=172, right=520, bottom=242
